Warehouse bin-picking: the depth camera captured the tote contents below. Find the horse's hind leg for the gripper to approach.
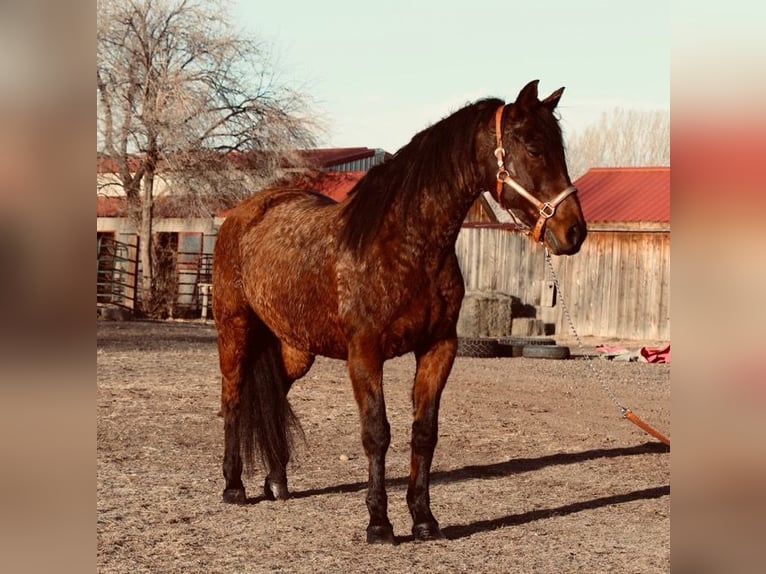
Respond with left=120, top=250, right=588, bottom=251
left=217, top=313, right=250, bottom=504
left=261, top=343, right=314, bottom=501
left=408, top=338, right=457, bottom=540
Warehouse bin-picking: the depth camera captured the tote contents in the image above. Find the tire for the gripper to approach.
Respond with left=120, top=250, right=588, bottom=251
left=504, top=336, right=556, bottom=345
left=457, top=337, right=500, bottom=358
left=521, top=344, right=571, bottom=360
left=497, top=343, right=524, bottom=358
left=496, top=337, right=555, bottom=358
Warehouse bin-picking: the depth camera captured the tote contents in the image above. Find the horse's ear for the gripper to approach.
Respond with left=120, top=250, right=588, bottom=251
left=542, top=87, right=565, bottom=110
left=515, top=80, right=540, bottom=110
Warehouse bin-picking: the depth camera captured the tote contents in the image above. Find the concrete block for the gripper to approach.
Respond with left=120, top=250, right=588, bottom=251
left=510, top=317, right=545, bottom=336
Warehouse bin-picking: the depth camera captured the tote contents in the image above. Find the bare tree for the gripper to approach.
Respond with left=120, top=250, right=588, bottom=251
left=565, top=108, right=670, bottom=179
left=97, top=0, right=320, bottom=313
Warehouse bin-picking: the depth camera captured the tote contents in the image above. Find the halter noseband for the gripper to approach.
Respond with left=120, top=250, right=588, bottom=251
left=493, top=104, right=578, bottom=243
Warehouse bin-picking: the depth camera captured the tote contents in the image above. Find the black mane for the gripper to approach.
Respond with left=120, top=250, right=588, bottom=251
left=339, top=98, right=503, bottom=252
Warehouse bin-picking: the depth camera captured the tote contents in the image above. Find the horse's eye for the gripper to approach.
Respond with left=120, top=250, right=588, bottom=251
left=527, top=147, right=541, bottom=158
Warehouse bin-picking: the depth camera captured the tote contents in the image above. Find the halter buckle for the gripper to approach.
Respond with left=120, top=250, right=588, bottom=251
left=539, top=202, right=556, bottom=219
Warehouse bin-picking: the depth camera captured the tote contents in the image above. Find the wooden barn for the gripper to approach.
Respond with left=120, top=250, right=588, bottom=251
left=455, top=167, right=670, bottom=342
left=552, top=166, right=670, bottom=341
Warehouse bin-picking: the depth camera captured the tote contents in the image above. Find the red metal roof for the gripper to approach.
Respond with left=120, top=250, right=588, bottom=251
left=97, top=196, right=127, bottom=217
left=97, top=195, right=217, bottom=218
left=97, top=155, right=142, bottom=174
left=300, top=147, right=382, bottom=168
left=574, top=167, right=669, bottom=223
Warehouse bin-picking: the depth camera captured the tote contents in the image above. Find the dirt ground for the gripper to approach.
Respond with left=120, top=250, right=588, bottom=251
left=97, top=320, right=670, bottom=573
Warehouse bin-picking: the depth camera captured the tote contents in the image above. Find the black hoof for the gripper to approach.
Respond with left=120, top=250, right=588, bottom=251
left=412, top=521, right=445, bottom=541
left=222, top=487, right=246, bottom=504
left=263, top=478, right=289, bottom=501
left=366, top=524, right=396, bottom=544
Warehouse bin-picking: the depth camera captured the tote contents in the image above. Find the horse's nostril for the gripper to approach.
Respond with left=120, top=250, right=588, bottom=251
left=567, top=224, right=584, bottom=246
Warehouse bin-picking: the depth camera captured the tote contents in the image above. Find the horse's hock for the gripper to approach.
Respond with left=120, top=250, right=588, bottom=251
left=456, top=291, right=512, bottom=337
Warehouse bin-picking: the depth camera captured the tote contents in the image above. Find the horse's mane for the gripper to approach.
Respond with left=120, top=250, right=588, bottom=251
left=339, top=98, right=503, bottom=252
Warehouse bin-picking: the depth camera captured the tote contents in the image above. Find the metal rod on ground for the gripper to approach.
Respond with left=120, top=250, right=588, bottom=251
left=544, top=249, right=670, bottom=448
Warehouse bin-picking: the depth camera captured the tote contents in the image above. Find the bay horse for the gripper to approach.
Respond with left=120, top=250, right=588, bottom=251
left=212, top=80, right=586, bottom=543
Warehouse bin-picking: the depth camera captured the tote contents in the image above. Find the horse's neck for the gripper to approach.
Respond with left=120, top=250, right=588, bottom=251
left=342, top=105, right=496, bottom=255
left=388, top=175, right=484, bottom=252
left=384, top=115, right=493, bottom=250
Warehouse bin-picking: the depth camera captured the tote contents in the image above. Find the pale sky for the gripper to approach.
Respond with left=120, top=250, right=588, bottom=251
left=232, top=1, right=670, bottom=153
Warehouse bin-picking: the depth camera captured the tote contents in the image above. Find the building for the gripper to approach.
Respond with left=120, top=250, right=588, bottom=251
left=560, top=167, right=670, bottom=340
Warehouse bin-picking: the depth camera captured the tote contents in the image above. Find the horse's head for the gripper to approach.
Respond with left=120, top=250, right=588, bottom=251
left=490, top=80, right=586, bottom=255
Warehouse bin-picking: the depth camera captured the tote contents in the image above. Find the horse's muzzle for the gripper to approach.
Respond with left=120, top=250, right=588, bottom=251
left=546, top=222, right=586, bottom=255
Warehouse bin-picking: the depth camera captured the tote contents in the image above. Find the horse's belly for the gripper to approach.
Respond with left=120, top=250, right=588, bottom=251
left=380, top=317, right=426, bottom=358
left=240, top=217, right=348, bottom=358
left=245, top=272, right=347, bottom=357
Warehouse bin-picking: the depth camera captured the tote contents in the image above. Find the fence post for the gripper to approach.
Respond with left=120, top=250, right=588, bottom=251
left=199, top=283, right=212, bottom=321
left=126, top=235, right=139, bottom=311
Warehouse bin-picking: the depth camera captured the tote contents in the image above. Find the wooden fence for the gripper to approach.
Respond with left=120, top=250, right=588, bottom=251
left=455, top=224, right=670, bottom=341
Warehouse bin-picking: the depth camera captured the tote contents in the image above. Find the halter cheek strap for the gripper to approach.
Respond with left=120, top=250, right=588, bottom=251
left=493, top=104, right=578, bottom=243
left=494, top=105, right=507, bottom=202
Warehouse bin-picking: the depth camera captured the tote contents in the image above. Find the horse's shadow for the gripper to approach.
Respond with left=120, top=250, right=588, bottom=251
left=439, top=484, right=669, bottom=542
left=245, top=441, right=670, bottom=542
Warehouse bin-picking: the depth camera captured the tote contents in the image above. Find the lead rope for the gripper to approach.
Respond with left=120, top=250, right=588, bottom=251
left=544, top=248, right=670, bottom=447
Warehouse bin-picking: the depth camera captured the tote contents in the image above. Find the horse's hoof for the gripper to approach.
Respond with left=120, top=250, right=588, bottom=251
left=263, top=478, right=289, bottom=501
left=412, top=521, right=445, bottom=541
left=366, top=524, right=396, bottom=544
left=222, top=487, right=246, bottom=504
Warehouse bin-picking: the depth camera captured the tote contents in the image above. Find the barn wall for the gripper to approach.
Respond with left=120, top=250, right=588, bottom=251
left=455, top=226, right=670, bottom=341
left=456, top=227, right=546, bottom=303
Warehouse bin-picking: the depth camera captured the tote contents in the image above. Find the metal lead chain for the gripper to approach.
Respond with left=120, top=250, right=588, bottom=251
left=544, top=248, right=626, bottom=413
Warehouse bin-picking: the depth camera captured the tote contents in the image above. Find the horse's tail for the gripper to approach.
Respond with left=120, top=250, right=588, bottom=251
left=239, top=318, right=302, bottom=476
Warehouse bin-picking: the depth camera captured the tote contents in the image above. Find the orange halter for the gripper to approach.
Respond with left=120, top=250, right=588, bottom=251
left=493, top=104, right=578, bottom=243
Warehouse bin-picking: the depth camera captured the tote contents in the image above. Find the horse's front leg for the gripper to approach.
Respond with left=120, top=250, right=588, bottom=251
left=347, top=339, right=394, bottom=544
left=408, top=338, right=457, bottom=540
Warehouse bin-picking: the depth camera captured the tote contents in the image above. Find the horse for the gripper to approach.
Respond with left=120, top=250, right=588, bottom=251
left=212, top=80, right=587, bottom=544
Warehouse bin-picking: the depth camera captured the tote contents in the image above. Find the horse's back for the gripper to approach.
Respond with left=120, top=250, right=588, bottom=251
left=220, top=186, right=333, bottom=231
left=214, top=186, right=347, bottom=356
left=215, top=186, right=337, bottom=270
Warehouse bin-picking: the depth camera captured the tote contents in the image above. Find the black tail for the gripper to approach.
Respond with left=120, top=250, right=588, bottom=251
left=239, top=320, right=302, bottom=476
